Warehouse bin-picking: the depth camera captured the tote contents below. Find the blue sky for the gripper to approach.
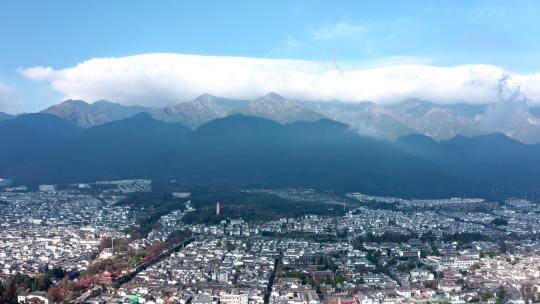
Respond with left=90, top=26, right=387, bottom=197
left=1, top=0, right=540, bottom=112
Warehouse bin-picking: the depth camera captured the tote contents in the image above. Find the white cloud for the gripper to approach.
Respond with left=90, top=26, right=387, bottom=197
left=0, top=83, right=25, bottom=114
left=18, top=53, right=540, bottom=107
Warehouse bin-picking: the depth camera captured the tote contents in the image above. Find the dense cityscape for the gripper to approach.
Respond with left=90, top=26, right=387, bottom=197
left=3, top=1, right=540, bottom=304
left=1, top=180, right=539, bottom=304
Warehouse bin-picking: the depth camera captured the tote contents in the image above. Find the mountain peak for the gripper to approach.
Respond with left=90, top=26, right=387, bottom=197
left=252, top=93, right=296, bottom=108
left=42, top=99, right=148, bottom=128
left=390, top=99, right=436, bottom=112
left=151, top=95, right=249, bottom=129
left=42, top=99, right=91, bottom=117
left=193, top=93, right=218, bottom=103
left=260, top=92, right=285, bottom=101
left=240, top=94, right=325, bottom=124
left=62, top=99, right=90, bottom=107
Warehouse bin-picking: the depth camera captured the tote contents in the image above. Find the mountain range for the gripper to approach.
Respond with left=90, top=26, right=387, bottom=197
left=2, top=108, right=540, bottom=198
left=42, top=99, right=149, bottom=128
left=14, top=93, right=540, bottom=144
left=149, top=94, right=248, bottom=128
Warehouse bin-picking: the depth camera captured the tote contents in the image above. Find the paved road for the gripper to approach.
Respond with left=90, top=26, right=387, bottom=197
left=264, top=252, right=283, bottom=304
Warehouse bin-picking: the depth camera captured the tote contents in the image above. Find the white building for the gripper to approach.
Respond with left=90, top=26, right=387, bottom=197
left=220, top=292, right=249, bottom=304
left=18, top=291, right=49, bottom=304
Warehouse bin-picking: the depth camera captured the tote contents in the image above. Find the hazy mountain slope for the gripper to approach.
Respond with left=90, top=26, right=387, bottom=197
left=304, top=101, right=415, bottom=139
left=151, top=94, right=248, bottom=128
left=385, top=99, right=540, bottom=144
left=235, top=93, right=325, bottom=124
left=388, top=99, right=485, bottom=140
left=477, top=101, right=540, bottom=144
left=41, top=99, right=149, bottom=127
left=303, top=99, right=491, bottom=141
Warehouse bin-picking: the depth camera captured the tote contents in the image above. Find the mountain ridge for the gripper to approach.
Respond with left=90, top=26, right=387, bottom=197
left=235, top=92, right=325, bottom=124
left=41, top=99, right=149, bottom=128
left=37, top=94, right=540, bottom=144
left=2, top=112, right=540, bottom=198
left=150, top=94, right=249, bottom=128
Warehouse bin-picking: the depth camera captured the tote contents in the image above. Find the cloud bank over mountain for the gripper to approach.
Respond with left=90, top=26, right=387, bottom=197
left=20, top=53, right=540, bottom=108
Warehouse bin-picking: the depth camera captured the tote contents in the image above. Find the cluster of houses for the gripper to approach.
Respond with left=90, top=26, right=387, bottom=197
left=0, top=189, right=134, bottom=277
left=4, top=186, right=540, bottom=303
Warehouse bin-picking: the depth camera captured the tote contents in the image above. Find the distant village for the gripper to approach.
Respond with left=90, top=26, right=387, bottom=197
left=1, top=180, right=540, bottom=304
